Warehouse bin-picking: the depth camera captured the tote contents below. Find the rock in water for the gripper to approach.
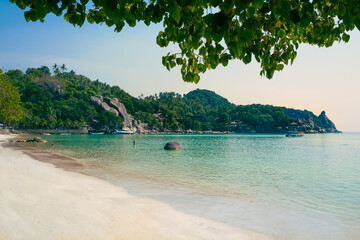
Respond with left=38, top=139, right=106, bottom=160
left=164, top=142, right=183, bottom=150
left=25, top=137, right=47, bottom=143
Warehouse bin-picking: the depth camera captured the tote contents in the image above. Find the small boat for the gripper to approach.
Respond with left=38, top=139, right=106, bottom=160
left=60, top=133, right=71, bottom=135
left=286, top=132, right=305, bottom=137
left=89, top=132, right=105, bottom=135
left=112, top=129, right=134, bottom=134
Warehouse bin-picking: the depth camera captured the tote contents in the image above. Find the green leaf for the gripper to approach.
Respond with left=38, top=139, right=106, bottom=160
left=220, top=55, right=229, bottom=67
left=170, top=3, right=181, bottom=23
left=213, top=33, right=222, bottom=43
left=301, top=3, right=314, bottom=16
left=253, top=0, right=264, bottom=9
left=80, top=0, right=89, bottom=5
left=278, top=29, right=286, bottom=38
left=276, top=64, right=284, bottom=71
left=243, top=54, right=251, bottom=64
left=247, top=7, right=255, bottom=18
left=114, top=21, right=125, bottom=32
left=266, top=69, right=274, bottom=79
left=35, top=4, right=47, bottom=19
left=24, top=11, right=31, bottom=22
left=342, top=33, right=350, bottom=42
left=126, top=11, right=136, bottom=27
left=289, top=9, right=300, bottom=23
left=355, top=17, right=360, bottom=31
left=176, top=58, right=183, bottom=65
left=165, top=62, right=170, bottom=71
left=87, top=15, right=94, bottom=24
left=338, top=5, right=346, bottom=17
left=199, top=47, right=206, bottom=56
left=233, top=44, right=242, bottom=58
left=204, top=27, right=212, bottom=40
left=193, top=74, right=200, bottom=84
left=242, top=29, right=253, bottom=42
left=300, top=15, right=311, bottom=28
left=343, top=15, right=352, bottom=30
left=15, top=1, right=26, bottom=10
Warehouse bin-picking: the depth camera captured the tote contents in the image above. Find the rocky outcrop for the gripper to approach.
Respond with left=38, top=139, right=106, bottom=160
left=90, top=96, right=112, bottom=112
left=90, top=96, right=131, bottom=128
left=14, top=137, right=47, bottom=143
left=319, top=111, right=337, bottom=132
left=103, top=97, right=131, bottom=128
left=283, top=108, right=339, bottom=133
left=36, top=76, right=64, bottom=96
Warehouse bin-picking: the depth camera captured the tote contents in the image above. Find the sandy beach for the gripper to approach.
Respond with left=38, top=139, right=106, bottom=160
left=0, top=134, right=272, bottom=240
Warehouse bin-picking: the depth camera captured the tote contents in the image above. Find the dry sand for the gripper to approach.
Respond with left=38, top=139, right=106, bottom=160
left=0, top=134, right=272, bottom=240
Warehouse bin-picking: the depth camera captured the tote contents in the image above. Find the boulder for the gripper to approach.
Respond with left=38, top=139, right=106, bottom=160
left=90, top=96, right=101, bottom=106
left=90, top=96, right=112, bottom=112
left=36, top=76, right=64, bottom=96
left=109, top=107, right=119, bottom=116
left=164, top=141, right=182, bottom=150
left=96, top=95, right=103, bottom=102
left=104, top=97, right=131, bottom=128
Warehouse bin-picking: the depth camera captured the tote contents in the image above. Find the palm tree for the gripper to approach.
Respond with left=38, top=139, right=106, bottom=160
left=52, top=64, right=60, bottom=75
left=52, top=63, right=58, bottom=71
left=60, top=64, right=67, bottom=73
left=47, top=107, right=57, bottom=121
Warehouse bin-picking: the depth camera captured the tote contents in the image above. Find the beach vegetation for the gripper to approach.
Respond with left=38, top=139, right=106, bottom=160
left=0, top=69, right=24, bottom=126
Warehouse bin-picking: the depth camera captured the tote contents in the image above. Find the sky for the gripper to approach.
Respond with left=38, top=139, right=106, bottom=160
left=1, top=1, right=360, bottom=132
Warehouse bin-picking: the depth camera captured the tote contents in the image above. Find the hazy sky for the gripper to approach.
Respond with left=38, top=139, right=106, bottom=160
left=1, top=1, right=360, bottom=132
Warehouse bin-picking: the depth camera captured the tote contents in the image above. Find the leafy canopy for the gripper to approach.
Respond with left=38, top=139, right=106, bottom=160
left=0, top=70, right=24, bottom=125
left=10, top=0, right=360, bottom=81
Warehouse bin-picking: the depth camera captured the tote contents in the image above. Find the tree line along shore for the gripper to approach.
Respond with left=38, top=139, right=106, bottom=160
left=0, top=65, right=339, bottom=134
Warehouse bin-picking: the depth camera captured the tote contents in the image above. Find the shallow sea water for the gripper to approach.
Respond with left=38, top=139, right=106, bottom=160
left=34, top=133, right=360, bottom=240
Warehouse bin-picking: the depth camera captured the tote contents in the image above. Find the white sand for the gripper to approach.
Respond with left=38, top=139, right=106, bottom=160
left=0, top=134, right=272, bottom=240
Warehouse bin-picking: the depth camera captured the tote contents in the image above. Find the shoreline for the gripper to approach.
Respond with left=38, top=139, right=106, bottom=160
left=0, top=134, right=272, bottom=240
left=6, top=128, right=342, bottom=136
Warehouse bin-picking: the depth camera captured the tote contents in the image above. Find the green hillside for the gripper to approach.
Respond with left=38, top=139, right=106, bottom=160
left=3, top=66, right=338, bottom=133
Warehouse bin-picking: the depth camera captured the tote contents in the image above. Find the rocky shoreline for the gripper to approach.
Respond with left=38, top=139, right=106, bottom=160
left=2, top=128, right=341, bottom=136
left=2, top=102, right=341, bottom=135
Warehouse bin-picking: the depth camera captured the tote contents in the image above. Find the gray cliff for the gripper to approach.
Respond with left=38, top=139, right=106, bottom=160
left=90, top=96, right=131, bottom=129
left=103, top=97, right=132, bottom=128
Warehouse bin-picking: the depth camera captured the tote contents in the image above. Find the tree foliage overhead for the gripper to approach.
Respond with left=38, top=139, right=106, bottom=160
left=10, top=0, right=360, bottom=82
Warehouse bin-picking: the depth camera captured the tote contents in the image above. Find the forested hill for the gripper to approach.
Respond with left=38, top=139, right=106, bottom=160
left=4, top=66, right=338, bottom=133
left=184, top=89, right=232, bottom=108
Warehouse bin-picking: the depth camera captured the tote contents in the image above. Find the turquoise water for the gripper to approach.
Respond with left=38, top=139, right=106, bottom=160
left=34, top=133, right=360, bottom=239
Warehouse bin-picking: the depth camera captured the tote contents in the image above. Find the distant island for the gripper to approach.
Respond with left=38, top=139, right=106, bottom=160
left=4, top=66, right=339, bottom=134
